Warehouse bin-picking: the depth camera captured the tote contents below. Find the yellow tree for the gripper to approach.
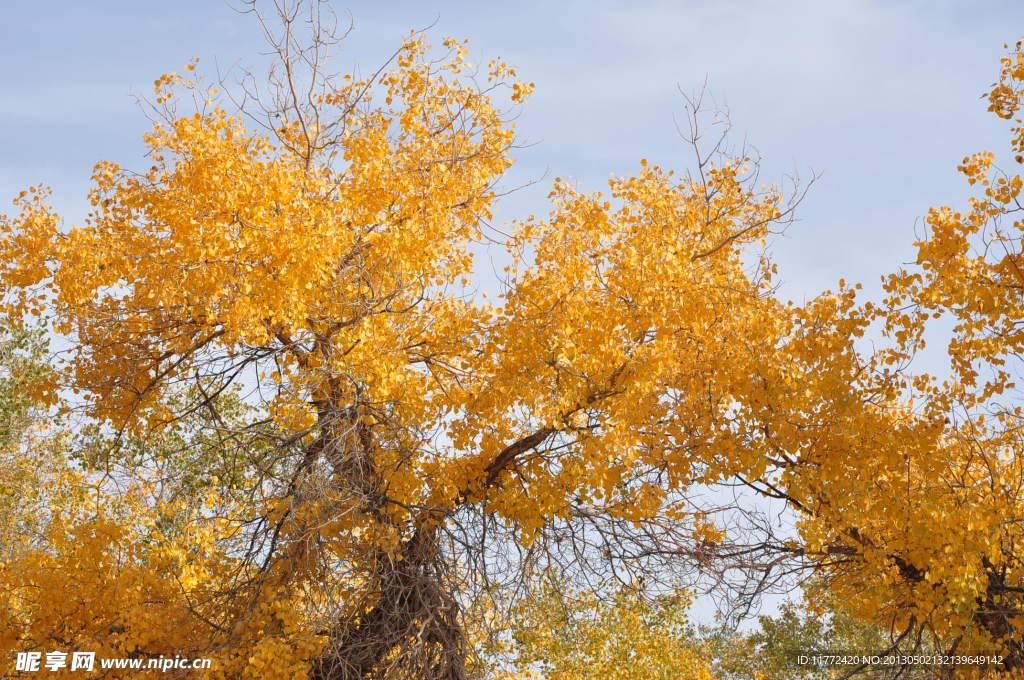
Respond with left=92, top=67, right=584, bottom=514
left=499, top=579, right=714, bottom=680
left=736, top=39, right=1024, bottom=676
left=872, top=38, right=1024, bottom=670
left=6, top=2, right=1014, bottom=679
left=0, top=6, right=813, bottom=676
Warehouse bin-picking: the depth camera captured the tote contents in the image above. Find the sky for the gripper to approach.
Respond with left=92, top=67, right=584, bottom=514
left=4, top=0, right=1024, bottom=620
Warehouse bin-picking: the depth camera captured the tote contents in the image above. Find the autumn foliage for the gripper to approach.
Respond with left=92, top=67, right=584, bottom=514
left=2, top=5, right=1024, bottom=679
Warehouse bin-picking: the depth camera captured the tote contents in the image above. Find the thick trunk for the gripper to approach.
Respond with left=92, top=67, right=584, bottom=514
left=307, top=395, right=467, bottom=680
left=310, top=526, right=467, bottom=680
left=306, top=421, right=555, bottom=678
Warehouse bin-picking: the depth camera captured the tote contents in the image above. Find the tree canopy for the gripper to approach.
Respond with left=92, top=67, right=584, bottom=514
left=2, top=4, right=1024, bottom=679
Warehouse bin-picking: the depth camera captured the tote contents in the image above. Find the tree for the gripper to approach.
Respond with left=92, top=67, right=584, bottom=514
left=0, top=2, right=821, bottom=676
left=702, top=577, right=946, bottom=680
left=3, top=2, right=1024, bottom=678
left=499, top=577, right=713, bottom=680
left=0, top=320, right=65, bottom=550
left=786, top=39, right=1024, bottom=673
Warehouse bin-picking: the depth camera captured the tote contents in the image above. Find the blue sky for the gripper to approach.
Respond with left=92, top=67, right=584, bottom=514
left=3, top=0, right=1022, bottom=309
